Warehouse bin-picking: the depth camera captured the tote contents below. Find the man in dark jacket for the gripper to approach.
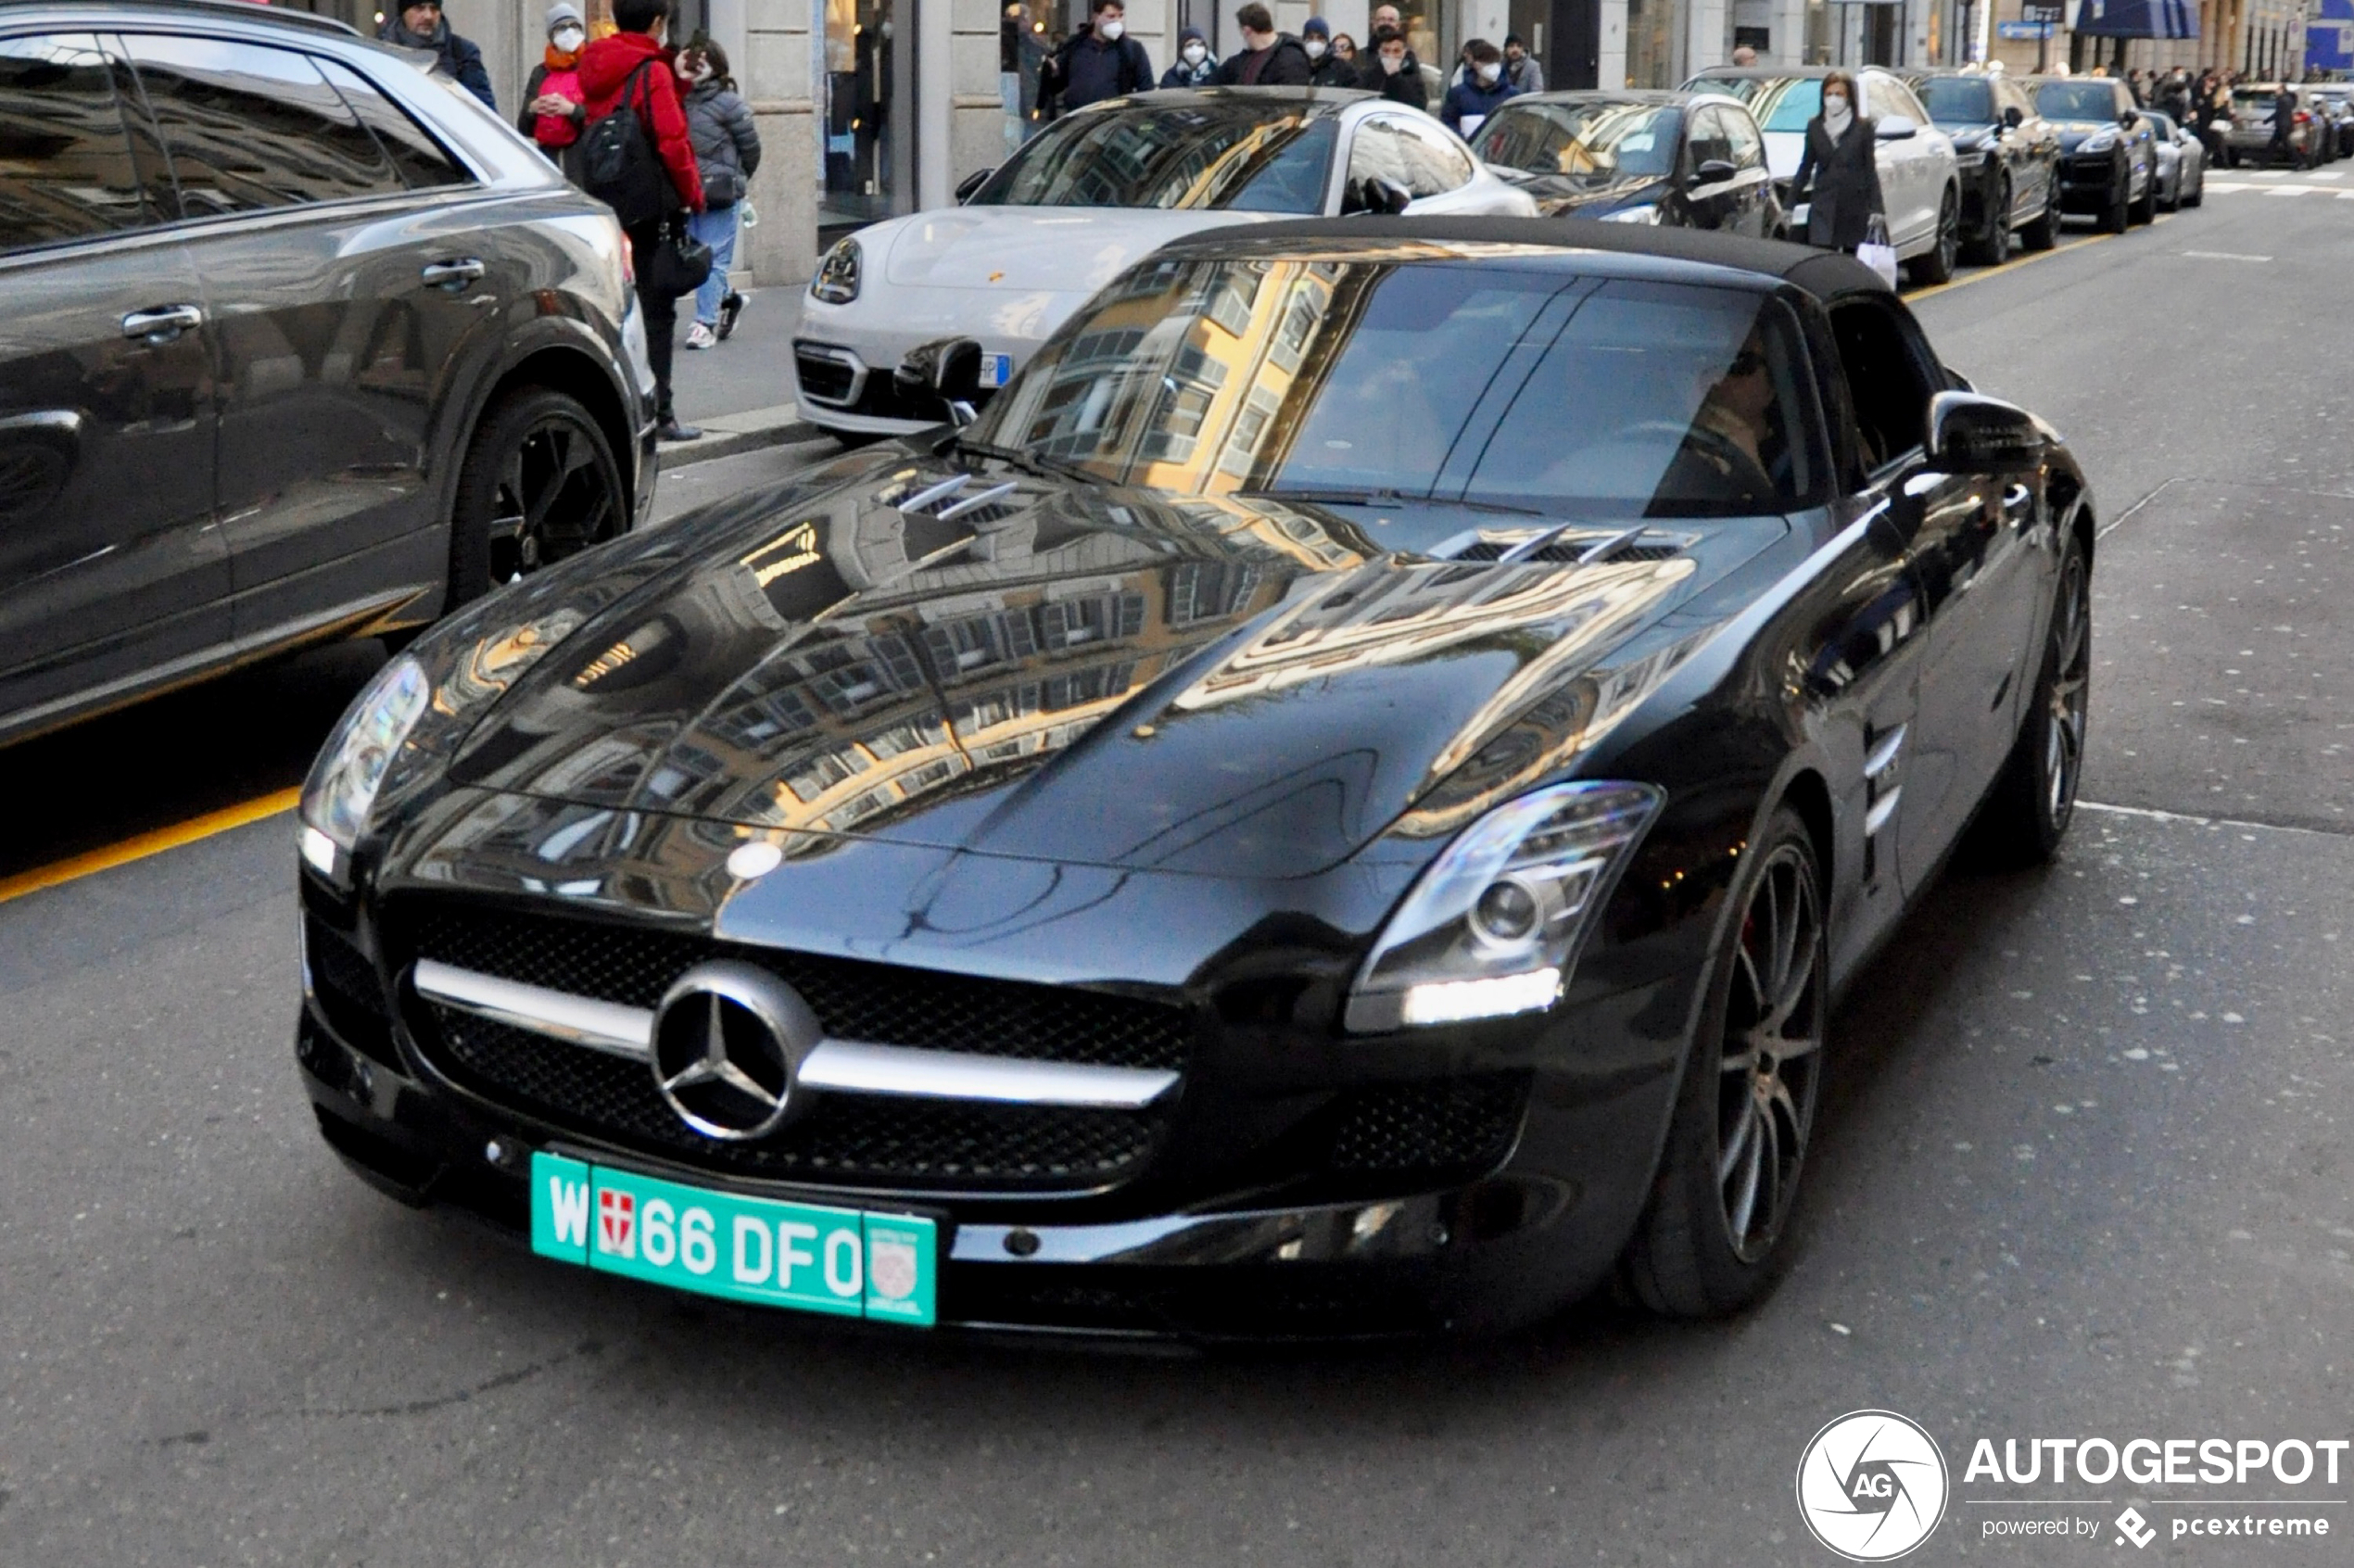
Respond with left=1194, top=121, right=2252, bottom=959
left=378, top=0, right=495, bottom=110
left=2270, top=85, right=2304, bottom=169
left=1358, top=25, right=1426, bottom=109
left=1041, top=0, right=1154, bottom=117
left=1301, top=18, right=1353, bottom=87
left=1215, top=4, right=1313, bottom=85
left=1438, top=38, right=1516, bottom=136
left=580, top=0, right=706, bottom=441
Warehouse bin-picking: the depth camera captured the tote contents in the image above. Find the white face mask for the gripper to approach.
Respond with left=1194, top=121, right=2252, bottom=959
left=1824, top=92, right=1850, bottom=115
left=1380, top=51, right=1403, bottom=74
left=1476, top=62, right=1500, bottom=84
left=551, top=24, right=585, bottom=51
left=1183, top=42, right=1208, bottom=63
left=1306, top=39, right=1326, bottom=57
left=1096, top=18, right=1123, bottom=39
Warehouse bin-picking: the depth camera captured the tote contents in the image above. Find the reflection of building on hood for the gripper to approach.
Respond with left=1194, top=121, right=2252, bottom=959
left=377, top=5, right=497, bottom=109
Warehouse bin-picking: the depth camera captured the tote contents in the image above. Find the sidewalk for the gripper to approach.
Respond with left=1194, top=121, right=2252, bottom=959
left=658, top=285, right=820, bottom=468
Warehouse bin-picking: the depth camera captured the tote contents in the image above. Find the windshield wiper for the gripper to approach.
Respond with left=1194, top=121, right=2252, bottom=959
left=1249, top=487, right=1546, bottom=517
left=951, top=437, right=1108, bottom=487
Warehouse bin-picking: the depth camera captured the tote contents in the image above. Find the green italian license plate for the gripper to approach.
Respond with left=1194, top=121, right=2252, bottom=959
left=528, top=1152, right=936, bottom=1326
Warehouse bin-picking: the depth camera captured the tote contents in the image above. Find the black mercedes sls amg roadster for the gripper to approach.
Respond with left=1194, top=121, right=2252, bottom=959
left=294, top=220, right=2094, bottom=1340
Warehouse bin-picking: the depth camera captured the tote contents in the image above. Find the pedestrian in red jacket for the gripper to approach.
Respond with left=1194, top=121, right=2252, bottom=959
left=579, top=0, right=706, bottom=440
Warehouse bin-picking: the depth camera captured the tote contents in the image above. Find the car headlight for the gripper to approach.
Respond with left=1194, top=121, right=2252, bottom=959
left=1345, top=781, right=1664, bottom=1032
left=1599, top=203, right=1663, bottom=224
left=298, top=655, right=430, bottom=880
left=2079, top=129, right=2119, bottom=154
left=810, top=236, right=861, bottom=304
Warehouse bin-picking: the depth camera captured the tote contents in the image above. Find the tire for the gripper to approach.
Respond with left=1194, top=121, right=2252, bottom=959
left=1965, top=176, right=2012, bottom=266
left=449, top=386, right=626, bottom=609
left=1619, top=803, right=1828, bottom=1319
left=2101, top=171, right=2131, bottom=234
left=2183, top=171, right=2203, bottom=208
left=1978, top=527, right=2090, bottom=867
left=2019, top=188, right=2058, bottom=250
left=1908, top=187, right=1960, bottom=285
left=2130, top=166, right=2158, bottom=224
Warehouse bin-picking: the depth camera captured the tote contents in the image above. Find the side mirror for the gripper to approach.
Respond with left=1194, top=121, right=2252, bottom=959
left=1691, top=158, right=1740, bottom=184
left=955, top=167, right=995, bottom=203
left=895, top=337, right=984, bottom=427
left=2003, top=104, right=2023, bottom=130
left=1927, top=390, right=2046, bottom=475
left=1343, top=174, right=1412, bottom=215
left=1876, top=114, right=1918, bottom=141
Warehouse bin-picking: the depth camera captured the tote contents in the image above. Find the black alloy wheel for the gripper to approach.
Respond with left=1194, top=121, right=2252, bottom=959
left=2183, top=157, right=2205, bottom=206
left=2019, top=183, right=2059, bottom=249
left=449, top=387, right=626, bottom=607
left=2102, top=166, right=2132, bottom=233
left=1981, top=525, right=2090, bottom=866
left=1968, top=174, right=2013, bottom=265
left=1910, top=187, right=1961, bottom=285
left=1621, top=803, right=1828, bottom=1316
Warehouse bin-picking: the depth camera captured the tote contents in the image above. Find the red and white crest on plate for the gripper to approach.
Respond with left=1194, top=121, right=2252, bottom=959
left=598, top=1188, right=637, bottom=1258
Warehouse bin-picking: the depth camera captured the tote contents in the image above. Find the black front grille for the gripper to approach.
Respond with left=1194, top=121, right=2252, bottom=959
left=1327, top=1076, right=1527, bottom=1175
left=399, top=901, right=1191, bottom=1072
left=424, top=1006, right=1163, bottom=1188
left=793, top=345, right=857, bottom=404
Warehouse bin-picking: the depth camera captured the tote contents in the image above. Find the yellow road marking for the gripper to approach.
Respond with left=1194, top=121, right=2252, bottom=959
left=1904, top=215, right=2163, bottom=303
left=0, top=787, right=301, bottom=905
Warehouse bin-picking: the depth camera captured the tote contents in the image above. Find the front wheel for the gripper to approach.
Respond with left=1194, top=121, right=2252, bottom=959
left=2101, top=171, right=2132, bottom=233
left=1619, top=804, right=1828, bottom=1318
left=1979, top=528, right=2090, bottom=866
left=449, top=387, right=626, bottom=609
left=1908, top=188, right=1960, bottom=285
left=1966, top=176, right=2012, bottom=266
left=2131, top=167, right=2158, bottom=223
left=2019, top=187, right=2059, bottom=250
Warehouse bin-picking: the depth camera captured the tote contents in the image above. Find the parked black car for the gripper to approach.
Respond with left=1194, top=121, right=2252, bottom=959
left=0, top=0, right=655, bottom=747
left=296, top=220, right=2095, bottom=1340
left=1472, top=90, right=1784, bottom=237
left=1904, top=68, right=2059, bottom=263
left=2027, top=74, right=2156, bottom=233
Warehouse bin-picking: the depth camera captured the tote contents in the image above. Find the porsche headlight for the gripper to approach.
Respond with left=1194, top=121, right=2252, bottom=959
left=2079, top=128, right=2119, bottom=154
left=298, top=655, right=429, bottom=880
left=810, top=236, right=861, bottom=304
left=1345, top=781, right=1664, bottom=1032
left=1600, top=202, right=1663, bottom=224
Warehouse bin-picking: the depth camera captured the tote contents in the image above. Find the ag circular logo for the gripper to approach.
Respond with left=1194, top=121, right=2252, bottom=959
left=1795, top=1410, right=1949, bottom=1562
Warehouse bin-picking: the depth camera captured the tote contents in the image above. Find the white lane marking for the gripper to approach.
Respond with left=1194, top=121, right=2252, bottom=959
left=2179, top=248, right=2273, bottom=261
left=2079, top=801, right=2348, bottom=841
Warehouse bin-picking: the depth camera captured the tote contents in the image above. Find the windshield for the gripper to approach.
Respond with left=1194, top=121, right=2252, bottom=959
left=1686, top=75, right=1819, bottom=133
left=2037, top=82, right=2122, bottom=121
left=968, top=255, right=1817, bottom=519
left=1474, top=102, right=1681, bottom=178
left=1915, top=78, right=1993, bottom=126
left=967, top=103, right=1338, bottom=212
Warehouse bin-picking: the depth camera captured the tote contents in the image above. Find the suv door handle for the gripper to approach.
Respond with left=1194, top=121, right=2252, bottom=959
left=422, top=258, right=487, bottom=290
left=121, top=304, right=203, bottom=343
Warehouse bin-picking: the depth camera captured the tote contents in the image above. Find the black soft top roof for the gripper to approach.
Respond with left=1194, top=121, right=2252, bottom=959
left=1158, top=216, right=1892, bottom=302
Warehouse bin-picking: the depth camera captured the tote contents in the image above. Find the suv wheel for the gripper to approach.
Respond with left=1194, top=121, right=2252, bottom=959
left=2131, top=163, right=2158, bottom=223
left=1620, top=803, right=1828, bottom=1317
left=449, top=387, right=626, bottom=608
left=1909, top=187, right=1960, bottom=285
left=2019, top=187, right=2059, bottom=249
left=2102, top=170, right=2132, bottom=233
left=1966, top=176, right=2012, bottom=265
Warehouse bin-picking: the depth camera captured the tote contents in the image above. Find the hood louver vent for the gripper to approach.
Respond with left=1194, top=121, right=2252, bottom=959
left=1434, top=526, right=1690, bottom=567
left=880, top=472, right=1027, bottom=529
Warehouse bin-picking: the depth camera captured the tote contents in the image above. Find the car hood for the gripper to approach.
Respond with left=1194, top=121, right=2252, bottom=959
left=878, top=206, right=1279, bottom=292
left=1503, top=171, right=1673, bottom=218
left=439, top=453, right=1787, bottom=879
left=2049, top=120, right=2120, bottom=148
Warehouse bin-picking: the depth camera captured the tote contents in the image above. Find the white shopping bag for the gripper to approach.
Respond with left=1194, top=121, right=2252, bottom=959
left=1855, top=214, right=1898, bottom=290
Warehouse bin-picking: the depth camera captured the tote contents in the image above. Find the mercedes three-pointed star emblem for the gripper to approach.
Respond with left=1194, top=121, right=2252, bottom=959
left=649, top=961, right=825, bottom=1141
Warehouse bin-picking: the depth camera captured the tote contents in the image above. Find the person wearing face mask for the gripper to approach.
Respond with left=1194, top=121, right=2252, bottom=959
left=520, top=4, right=589, bottom=181
left=1789, top=70, right=1886, bottom=255
left=1438, top=38, right=1517, bottom=139
left=1301, top=19, right=1352, bottom=87
left=1215, top=4, right=1312, bottom=85
left=1358, top=25, right=1426, bottom=110
left=377, top=0, right=495, bottom=110
left=1161, top=26, right=1218, bottom=88
left=1039, top=0, right=1154, bottom=119
left=1332, top=33, right=1358, bottom=67
left=679, top=40, right=760, bottom=350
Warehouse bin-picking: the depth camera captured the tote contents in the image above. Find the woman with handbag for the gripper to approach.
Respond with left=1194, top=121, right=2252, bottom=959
left=1790, top=71, right=1887, bottom=262
left=679, top=40, right=761, bottom=349
left=579, top=0, right=707, bottom=442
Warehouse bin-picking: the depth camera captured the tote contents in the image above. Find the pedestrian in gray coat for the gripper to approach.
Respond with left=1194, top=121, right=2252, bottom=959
left=678, top=40, right=762, bottom=347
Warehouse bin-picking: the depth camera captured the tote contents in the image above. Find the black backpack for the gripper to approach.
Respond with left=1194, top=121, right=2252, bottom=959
left=581, top=58, right=676, bottom=226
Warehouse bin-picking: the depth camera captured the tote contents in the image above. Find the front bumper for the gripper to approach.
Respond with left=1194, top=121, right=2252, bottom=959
left=2057, top=152, right=2122, bottom=209
left=296, top=907, right=1701, bottom=1342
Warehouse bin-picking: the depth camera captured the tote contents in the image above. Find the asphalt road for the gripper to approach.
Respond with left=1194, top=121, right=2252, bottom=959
left=4, top=189, right=2352, bottom=1567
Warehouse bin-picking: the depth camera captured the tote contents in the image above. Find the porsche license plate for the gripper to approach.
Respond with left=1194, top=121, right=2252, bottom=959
left=529, top=1152, right=936, bottom=1325
left=979, top=351, right=1014, bottom=389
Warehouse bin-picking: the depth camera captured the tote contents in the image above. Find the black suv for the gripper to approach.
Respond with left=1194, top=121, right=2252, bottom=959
left=2028, top=74, right=2157, bottom=234
left=0, top=0, right=655, bottom=746
left=1905, top=69, right=2060, bottom=265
